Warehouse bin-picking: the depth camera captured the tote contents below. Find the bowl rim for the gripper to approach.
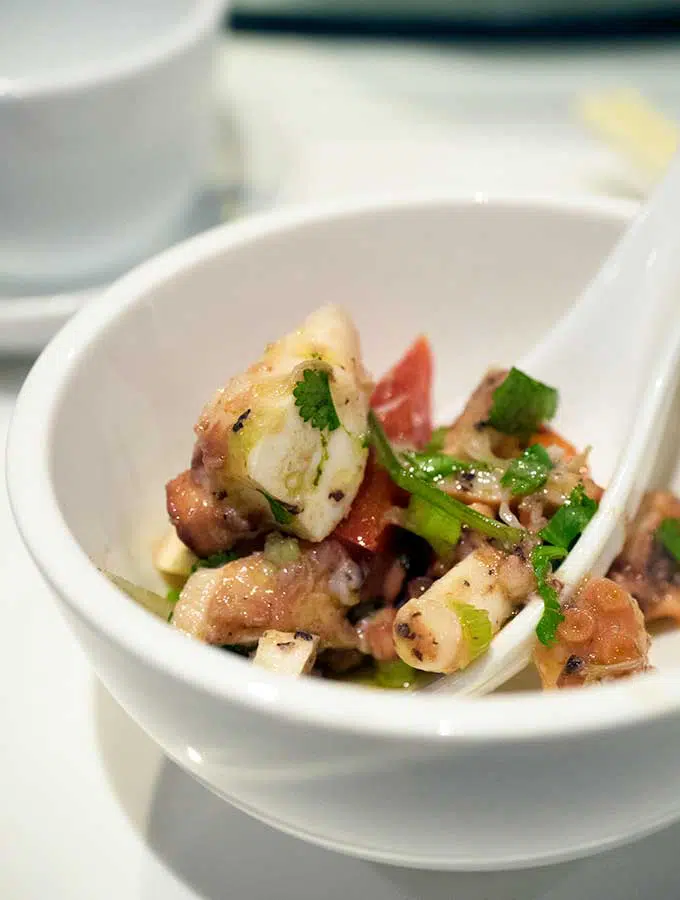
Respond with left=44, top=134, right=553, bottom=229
left=0, top=0, right=225, bottom=101
left=11, top=190, right=680, bottom=745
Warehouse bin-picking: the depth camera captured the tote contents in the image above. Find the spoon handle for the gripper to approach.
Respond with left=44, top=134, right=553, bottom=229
left=526, top=151, right=680, bottom=389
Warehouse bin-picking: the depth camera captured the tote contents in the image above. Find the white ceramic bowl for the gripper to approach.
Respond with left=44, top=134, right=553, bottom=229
left=9, top=196, right=680, bottom=871
left=0, top=0, right=225, bottom=290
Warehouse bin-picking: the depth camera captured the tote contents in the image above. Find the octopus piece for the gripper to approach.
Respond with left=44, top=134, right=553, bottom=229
left=172, top=538, right=361, bottom=649
left=608, top=490, right=680, bottom=624
left=443, top=369, right=521, bottom=461
left=357, top=606, right=399, bottom=661
left=393, top=545, right=533, bottom=673
left=193, top=305, right=372, bottom=543
left=497, top=548, right=537, bottom=601
left=166, top=468, right=264, bottom=557
left=533, top=577, right=650, bottom=689
left=441, top=372, right=603, bottom=521
left=358, top=551, right=408, bottom=606
left=543, top=463, right=604, bottom=510
left=442, top=467, right=504, bottom=511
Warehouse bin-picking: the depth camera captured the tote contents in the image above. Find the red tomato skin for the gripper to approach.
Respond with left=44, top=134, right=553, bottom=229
left=333, top=455, right=404, bottom=552
left=370, top=336, right=433, bottom=449
left=334, top=338, right=434, bottom=551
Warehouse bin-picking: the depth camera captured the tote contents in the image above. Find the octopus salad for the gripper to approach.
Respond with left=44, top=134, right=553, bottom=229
left=110, top=306, right=680, bottom=690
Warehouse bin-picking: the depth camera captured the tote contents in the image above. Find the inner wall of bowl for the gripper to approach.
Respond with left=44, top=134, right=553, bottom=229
left=0, top=0, right=195, bottom=79
left=50, top=202, right=621, bottom=599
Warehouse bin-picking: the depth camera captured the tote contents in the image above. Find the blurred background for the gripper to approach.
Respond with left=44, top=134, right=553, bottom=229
left=222, top=1, right=680, bottom=207
left=232, top=0, right=680, bottom=36
left=4, top=0, right=680, bottom=354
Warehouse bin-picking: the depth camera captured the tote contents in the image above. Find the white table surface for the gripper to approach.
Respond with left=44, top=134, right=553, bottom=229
left=4, top=33, right=680, bottom=899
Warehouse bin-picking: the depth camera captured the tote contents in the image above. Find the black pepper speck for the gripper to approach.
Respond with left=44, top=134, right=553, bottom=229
left=396, top=622, right=416, bottom=640
left=232, top=409, right=251, bottom=433
left=564, top=654, right=584, bottom=675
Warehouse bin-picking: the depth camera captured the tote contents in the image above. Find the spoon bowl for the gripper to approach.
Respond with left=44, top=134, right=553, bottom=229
left=431, top=155, right=680, bottom=696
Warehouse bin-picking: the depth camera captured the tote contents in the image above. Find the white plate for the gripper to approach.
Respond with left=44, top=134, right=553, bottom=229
left=0, top=187, right=245, bottom=356
left=0, top=288, right=97, bottom=356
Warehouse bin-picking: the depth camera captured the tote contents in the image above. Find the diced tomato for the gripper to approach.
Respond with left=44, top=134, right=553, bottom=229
left=371, top=336, right=433, bottom=449
left=334, top=454, right=406, bottom=552
left=335, top=338, right=433, bottom=551
left=529, top=426, right=577, bottom=461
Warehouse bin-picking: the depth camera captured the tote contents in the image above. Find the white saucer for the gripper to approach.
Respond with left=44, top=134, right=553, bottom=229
left=0, top=185, right=250, bottom=357
left=0, top=287, right=96, bottom=356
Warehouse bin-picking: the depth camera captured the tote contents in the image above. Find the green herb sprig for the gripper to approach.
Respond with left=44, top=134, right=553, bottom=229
left=191, top=549, right=243, bottom=572
left=501, top=444, right=553, bottom=496
left=260, top=490, right=298, bottom=525
left=539, top=483, right=598, bottom=549
left=368, top=411, right=524, bottom=545
left=402, top=450, right=489, bottom=483
left=293, top=368, right=341, bottom=431
left=533, top=483, right=599, bottom=645
left=488, top=367, right=558, bottom=439
left=656, top=518, right=680, bottom=564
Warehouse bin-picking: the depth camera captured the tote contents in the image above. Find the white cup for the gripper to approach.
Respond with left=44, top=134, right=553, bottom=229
left=0, top=0, right=225, bottom=291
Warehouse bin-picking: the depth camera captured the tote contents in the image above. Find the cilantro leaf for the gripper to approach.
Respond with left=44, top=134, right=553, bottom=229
left=532, top=483, right=597, bottom=644
left=260, top=490, right=298, bottom=525
left=488, top=367, right=558, bottom=439
left=656, top=518, right=680, bottom=564
left=532, top=544, right=568, bottom=646
left=293, top=368, right=341, bottom=432
left=539, top=483, right=598, bottom=550
left=402, top=450, right=489, bottom=483
left=500, top=444, right=553, bottom=496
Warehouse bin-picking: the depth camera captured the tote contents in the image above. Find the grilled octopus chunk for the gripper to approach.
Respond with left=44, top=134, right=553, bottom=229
left=533, top=577, right=650, bottom=689
left=166, top=468, right=263, bottom=557
left=166, top=306, right=372, bottom=554
left=443, top=369, right=519, bottom=460
left=172, top=538, right=361, bottom=649
left=393, top=544, right=535, bottom=674
left=608, top=490, right=680, bottom=624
